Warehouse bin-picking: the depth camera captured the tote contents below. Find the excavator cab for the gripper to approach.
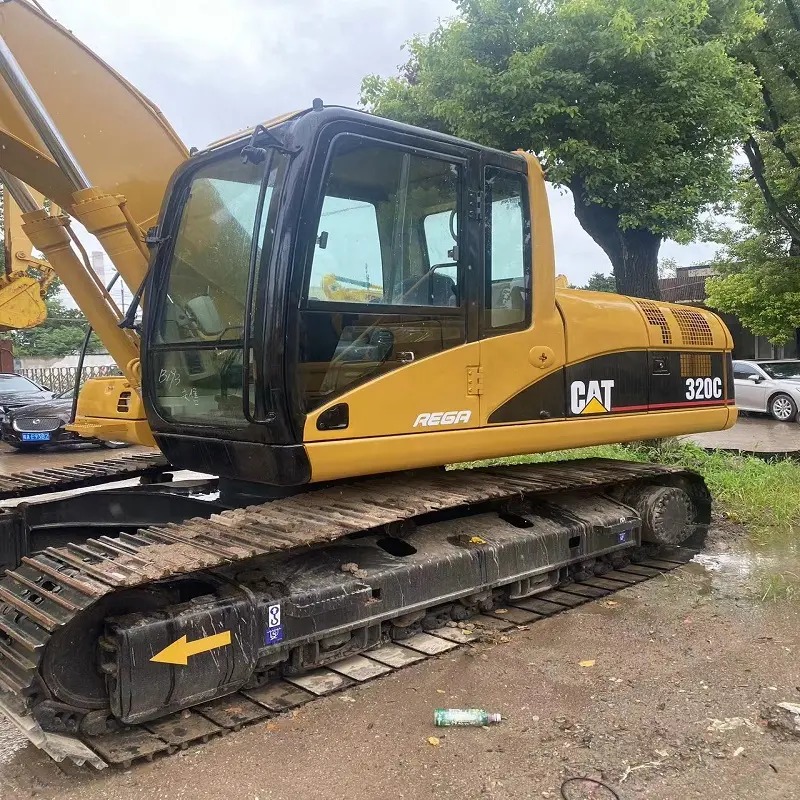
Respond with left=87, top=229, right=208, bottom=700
left=143, top=105, right=734, bottom=493
left=143, top=106, right=535, bottom=487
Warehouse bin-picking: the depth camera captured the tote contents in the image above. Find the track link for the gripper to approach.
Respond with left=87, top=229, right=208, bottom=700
left=0, top=459, right=709, bottom=769
left=0, top=451, right=169, bottom=500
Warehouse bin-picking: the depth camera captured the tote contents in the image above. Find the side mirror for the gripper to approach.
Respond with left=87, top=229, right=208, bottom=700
left=747, top=374, right=761, bottom=383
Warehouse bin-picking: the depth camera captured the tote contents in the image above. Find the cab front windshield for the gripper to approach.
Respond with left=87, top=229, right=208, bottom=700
left=152, top=149, right=285, bottom=425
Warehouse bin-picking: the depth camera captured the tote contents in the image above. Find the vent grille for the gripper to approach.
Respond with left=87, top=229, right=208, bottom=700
left=13, top=416, right=61, bottom=433
left=117, top=391, right=132, bottom=414
left=670, top=307, right=714, bottom=347
left=636, top=300, right=672, bottom=345
left=680, top=354, right=712, bottom=378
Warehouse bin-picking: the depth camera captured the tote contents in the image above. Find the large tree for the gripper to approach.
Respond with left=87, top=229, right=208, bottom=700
left=705, top=0, right=800, bottom=338
left=361, top=0, right=761, bottom=298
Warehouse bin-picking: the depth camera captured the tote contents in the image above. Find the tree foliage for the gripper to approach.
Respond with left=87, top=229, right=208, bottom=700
left=705, top=0, right=800, bottom=341
left=704, top=162, right=800, bottom=340
left=361, top=0, right=761, bottom=298
left=10, top=279, right=104, bottom=357
left=580, top=272, right=617, bottom=292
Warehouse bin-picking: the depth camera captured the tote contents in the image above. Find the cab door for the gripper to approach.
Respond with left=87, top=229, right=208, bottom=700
left=478, top=153, right=567, bottom=426
left=298, top=125, right=483, bottom=442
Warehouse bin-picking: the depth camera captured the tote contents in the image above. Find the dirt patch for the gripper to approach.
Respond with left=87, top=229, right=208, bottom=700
left=705, top=516, right=750, bottom=550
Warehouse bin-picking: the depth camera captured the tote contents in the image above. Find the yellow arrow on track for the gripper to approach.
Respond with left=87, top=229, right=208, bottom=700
left=150, top=631, right=232, bottom=666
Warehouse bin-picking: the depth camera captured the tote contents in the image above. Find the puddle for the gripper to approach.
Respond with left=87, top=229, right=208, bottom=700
left=689, top=526, right=800, bottom=601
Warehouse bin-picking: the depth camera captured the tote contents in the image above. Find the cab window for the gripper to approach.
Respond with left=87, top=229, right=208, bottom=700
left=484, top=167, right=531, bottom=333
left=150, top=151, right=285, bottom=426
left=306, top=134, right=461, bottom=308
left=298, top=134, right=467, bottom=413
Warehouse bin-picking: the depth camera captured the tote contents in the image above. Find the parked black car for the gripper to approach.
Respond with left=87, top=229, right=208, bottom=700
left=1, top=386, right=128, bottom=450
left=0, top=373, right=53, bottom=415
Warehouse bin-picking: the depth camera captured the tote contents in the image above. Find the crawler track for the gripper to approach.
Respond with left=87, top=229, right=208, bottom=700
left=0, top=459, right=709, bottom=769
left=0, top=546, right=694, bottom=769
left=0, top=451, right=169, bottom=500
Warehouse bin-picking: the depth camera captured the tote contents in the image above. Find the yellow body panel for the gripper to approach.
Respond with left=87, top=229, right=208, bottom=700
left=558, top=290, right=650, bottom=361
left=307, top=406, right=735, bottom=483
left=556, top=289, right=731, bottom=362
left=305, top=341, right=481, bottom=441
left=67, top=377, right=155, bottom=448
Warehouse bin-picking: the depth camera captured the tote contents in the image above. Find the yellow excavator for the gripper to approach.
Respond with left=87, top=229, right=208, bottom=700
left=0, top=0, right=736, bottom=768
left=0, top=187, right=55, bottom=331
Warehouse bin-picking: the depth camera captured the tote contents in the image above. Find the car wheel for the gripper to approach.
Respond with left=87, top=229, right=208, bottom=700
left=768, top=393, right=797, bottom=422
left=101, top=440, right=130, bottom=449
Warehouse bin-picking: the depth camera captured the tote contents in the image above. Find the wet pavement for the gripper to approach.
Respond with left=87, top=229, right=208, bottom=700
left=685, top=415, right=800, bottom=455
left=694, top=521, right=800, bottom=602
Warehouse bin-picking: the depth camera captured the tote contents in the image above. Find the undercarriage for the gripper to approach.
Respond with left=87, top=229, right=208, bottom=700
left=0, top=456, right=709, bottom=768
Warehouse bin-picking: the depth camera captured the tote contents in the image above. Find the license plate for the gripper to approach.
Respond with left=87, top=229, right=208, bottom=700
left=21, top=432, right=51, bottom=442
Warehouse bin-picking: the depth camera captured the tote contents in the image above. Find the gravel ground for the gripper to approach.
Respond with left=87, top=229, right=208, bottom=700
left=0, top=524, right=798, bottom=800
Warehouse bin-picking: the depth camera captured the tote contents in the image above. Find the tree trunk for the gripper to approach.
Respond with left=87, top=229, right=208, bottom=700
left=569, top=178, right=663, bottom=299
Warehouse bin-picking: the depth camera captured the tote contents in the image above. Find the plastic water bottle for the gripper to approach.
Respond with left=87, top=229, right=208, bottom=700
left=434, top=708, right=502, bottom=727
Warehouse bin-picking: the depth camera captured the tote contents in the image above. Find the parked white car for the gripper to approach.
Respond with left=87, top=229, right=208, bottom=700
left=733, top=359, right=800, bottom=422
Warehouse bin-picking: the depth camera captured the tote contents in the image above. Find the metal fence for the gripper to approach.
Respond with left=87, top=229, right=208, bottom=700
left=17, top=365, right=121, bottom=395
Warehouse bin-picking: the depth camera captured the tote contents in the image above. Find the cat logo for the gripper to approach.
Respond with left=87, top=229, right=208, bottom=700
left=570, top=379, right=615, bottom=415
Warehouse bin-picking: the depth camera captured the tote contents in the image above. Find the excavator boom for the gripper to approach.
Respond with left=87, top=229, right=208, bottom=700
left=0, top=0, right=187, bottom=229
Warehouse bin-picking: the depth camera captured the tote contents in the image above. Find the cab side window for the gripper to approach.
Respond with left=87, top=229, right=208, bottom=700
left=307, top=135, right=461, bottom=308
left=484, top=168, right=531, bottom=334
left=298, top=134, right=467, bottom=413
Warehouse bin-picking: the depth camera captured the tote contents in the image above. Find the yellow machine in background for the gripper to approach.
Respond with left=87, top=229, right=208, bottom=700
left=0, top=187, right=54, bottom=331
left=0, top=0, right=187, bottom=443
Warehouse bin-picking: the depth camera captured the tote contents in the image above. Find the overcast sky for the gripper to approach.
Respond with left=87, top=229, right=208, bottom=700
left=41, top=0, right=718, bottom=287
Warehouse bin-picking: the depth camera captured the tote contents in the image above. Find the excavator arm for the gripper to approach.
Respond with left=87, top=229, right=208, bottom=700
left=0, top=0, right=189, bottom=444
